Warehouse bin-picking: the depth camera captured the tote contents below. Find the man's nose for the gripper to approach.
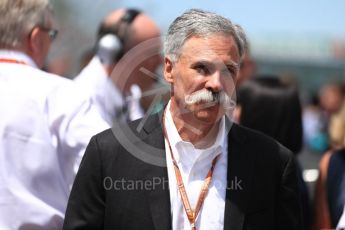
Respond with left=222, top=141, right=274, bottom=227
left=205, top=71, right=223, bottom=92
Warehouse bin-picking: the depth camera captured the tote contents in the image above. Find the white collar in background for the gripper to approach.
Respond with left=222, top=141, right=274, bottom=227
left=0, top=50, right=37, bottom=68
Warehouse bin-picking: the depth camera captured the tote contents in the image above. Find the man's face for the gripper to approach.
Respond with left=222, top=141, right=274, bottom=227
left=165, top=34, right=240, bottom=124
left=320, top=85, right=344, bottom=114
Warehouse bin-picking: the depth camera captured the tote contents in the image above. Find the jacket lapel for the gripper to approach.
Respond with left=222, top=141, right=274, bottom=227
left=141, top=113, right=172, bottom=230
left=223, top=123, right=253, bottom=230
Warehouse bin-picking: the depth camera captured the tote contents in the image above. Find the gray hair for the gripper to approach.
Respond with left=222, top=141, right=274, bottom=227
left=164, top=9, right=247, bottom=62
left=0, top=0, right=51, bottom=49
left=234, top=23, right=249, bottom=55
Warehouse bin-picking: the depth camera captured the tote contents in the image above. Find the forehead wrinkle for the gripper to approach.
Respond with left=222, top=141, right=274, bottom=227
left=178, top=38, right=239, bottom=63
left=181, top=51, right=240, bottom=70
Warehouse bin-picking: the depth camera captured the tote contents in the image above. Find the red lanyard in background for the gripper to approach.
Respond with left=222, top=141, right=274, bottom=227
left=0, top=58, right=26, bottom=65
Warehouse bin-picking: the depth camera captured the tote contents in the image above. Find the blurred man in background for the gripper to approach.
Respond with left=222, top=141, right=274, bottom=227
left=319, top=82, right=345, bottom=116
left=306, top=82, right=345, bottom=152
left=74, top=8, right=162, bottom=124
left=0, top=0, right=108, bottom=229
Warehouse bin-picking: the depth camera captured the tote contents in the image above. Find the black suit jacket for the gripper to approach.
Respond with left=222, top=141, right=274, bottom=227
left=63, top=113, right=302, bottom=230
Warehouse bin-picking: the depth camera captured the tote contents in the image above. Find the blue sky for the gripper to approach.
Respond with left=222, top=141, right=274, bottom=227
left=70, top=0, right=345, bottom=38
left=114, top=0, right=345, bottom=38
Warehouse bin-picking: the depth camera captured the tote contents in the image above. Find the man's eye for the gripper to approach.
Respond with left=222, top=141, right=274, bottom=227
left=194, top=64, right=210, bottom=75
left=223, top=67, right=237, bottom=78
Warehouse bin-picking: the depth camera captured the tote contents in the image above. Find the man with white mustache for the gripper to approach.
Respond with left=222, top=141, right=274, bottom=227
left=64, top=9, right=302, bottom=230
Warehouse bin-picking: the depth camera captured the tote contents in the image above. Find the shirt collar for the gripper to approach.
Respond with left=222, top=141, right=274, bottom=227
left=0, top=50, right=37, bottom=68
left=164, top=100, right=226, bottom=166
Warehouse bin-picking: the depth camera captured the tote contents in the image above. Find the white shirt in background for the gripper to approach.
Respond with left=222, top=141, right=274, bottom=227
left=74, top=56, right=144, bottom=124
left=0, top=50, right=108, bottom=229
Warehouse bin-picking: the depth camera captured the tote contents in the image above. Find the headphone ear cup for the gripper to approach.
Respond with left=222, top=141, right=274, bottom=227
left=96, top=34, right=122, bottom=65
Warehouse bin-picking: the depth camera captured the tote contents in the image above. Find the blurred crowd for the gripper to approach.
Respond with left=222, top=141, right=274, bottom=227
left=0, top=0, right=345, bottom=229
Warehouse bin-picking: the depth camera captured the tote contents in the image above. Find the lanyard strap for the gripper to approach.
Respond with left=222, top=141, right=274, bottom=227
left=162, top=109, right=220, bottom=230
left=0, top=58, right=26, bottom=65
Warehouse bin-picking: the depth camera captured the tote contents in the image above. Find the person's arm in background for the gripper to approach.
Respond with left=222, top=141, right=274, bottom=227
left=312, top=151, right=332, bottom=230
left=47, top=80, right=109, bottom=190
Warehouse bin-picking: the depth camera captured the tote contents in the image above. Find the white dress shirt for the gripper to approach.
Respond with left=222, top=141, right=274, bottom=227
left=0, top=51, right=109, bottom=229
left=74, top=56, right=144, bottom=124
left=164, top=101, right=228, bottom=230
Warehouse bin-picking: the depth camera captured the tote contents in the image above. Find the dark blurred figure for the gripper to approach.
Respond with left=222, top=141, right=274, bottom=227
left=74, top=8, right=162, bottom=124
left=235, top=76, right=310, bottom=229
left=235, top=76, right=303, bottom=153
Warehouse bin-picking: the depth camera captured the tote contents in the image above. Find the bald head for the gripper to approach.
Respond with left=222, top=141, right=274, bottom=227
left=100, top=9, right=160, bottom=52
left=98, top=9, right=162, bottom=95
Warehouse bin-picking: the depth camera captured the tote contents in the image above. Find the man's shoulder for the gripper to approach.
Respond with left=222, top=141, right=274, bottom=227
left=1, top=63, right=70, bottom=83
left=33, top=67, right=73, bottom=87
left=0, top=64, right=77, bottom=103
left=92, top=128, right=117, bottom=148
left=89, top=114, right=164, bottom=168
left=92, top=115, right=157, bottom=150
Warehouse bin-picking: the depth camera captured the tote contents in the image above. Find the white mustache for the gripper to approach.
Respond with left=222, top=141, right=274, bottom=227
left=185, top=89, right=217, bottom=105
left=184, top=89, right=236, bottom=110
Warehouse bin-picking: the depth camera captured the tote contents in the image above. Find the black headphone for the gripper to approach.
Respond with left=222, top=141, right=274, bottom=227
left=96, top=9, right=141, bottom=65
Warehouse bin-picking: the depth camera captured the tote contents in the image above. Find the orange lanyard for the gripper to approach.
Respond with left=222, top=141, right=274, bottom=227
left=162, top=109, right=220, bottom=230
left=0, top=58, right=26, bottom=65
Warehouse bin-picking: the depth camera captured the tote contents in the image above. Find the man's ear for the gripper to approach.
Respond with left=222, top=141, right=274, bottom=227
left=28, top=27, right=42, bottom=55
left=164, top=56, right=174, bottom=84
